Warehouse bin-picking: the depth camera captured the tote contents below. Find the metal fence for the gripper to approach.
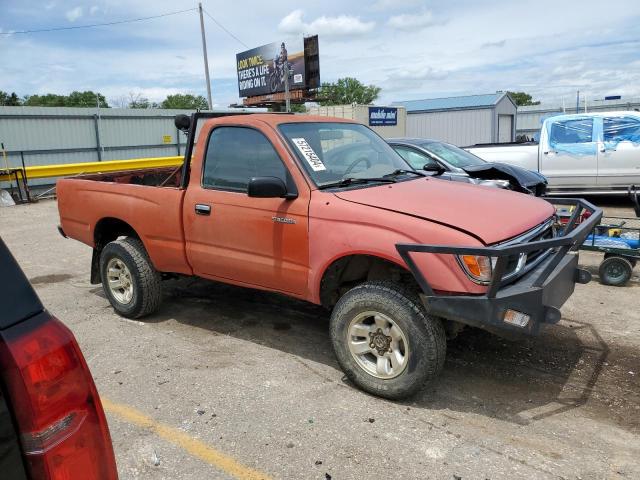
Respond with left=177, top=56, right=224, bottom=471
left=0, top=106, right=253, bottom=187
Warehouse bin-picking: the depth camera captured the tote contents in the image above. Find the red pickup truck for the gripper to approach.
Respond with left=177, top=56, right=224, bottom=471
left=57, top=113, right=601, bottom=399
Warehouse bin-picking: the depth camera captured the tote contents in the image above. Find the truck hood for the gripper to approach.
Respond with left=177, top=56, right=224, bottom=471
left=333, top=177, right=555, bottom=244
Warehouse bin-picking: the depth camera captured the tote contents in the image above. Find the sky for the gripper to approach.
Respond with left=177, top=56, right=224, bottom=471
left=1, top=0, right=639, bottom=108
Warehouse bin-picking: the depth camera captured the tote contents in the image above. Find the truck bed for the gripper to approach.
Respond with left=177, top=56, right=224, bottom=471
left=57, top=166, right=191, bottom=276
left=465, top=141, right=539, bottom=149
left=78, top=165, right=183, bottom=187
left=466, top=143, right=540, bottom=172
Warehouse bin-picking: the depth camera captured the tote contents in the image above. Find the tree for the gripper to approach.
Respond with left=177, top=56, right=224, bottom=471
left=160, top=94, right=209, bottom=110
left=289, top=103, right=307, bottom=113
left=318, top=77, right=381, bottom=106
left=126, top=93, right=157, bottom=109
left=0, top=91, right=22, bottom=106
left=507, top=91, right=540, bottom=106
left=67, top=91, right=109, bottom=108
left=23, top=91, right=109, bottom=108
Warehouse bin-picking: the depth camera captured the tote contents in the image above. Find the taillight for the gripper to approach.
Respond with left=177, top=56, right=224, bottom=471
left=0, top=313, right=117, bottom=479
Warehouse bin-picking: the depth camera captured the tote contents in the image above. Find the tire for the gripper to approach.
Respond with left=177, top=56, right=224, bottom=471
left=99, top=237, right=162, bottom=318
left=330, top=281, right=446, bottom=400
left=599, top=256, right=633, bottom=286
left=604, top=252, right=636, bottom=268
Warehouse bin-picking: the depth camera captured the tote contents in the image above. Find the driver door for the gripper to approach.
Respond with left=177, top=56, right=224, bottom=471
left=183, top=125, right=310, bottom=296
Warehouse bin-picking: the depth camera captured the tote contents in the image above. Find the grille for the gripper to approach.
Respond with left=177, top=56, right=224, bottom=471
left=499, top=219, right=555, bottom=283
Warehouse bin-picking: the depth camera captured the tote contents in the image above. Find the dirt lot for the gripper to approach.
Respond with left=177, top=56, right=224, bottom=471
left=2, top=199, right=639, bottom=479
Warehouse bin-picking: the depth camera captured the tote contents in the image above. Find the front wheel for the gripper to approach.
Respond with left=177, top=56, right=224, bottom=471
left=330, top=281, right=446, bottom=400
left=100, top=237, right=162, bottom=318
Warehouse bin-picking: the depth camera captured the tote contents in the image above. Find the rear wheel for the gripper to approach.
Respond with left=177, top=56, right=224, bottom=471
left=599, top=255, right=633, bottom=286
left=330, top=281, right=446, bottom=399
left=100, top=237, right=162, bottom=318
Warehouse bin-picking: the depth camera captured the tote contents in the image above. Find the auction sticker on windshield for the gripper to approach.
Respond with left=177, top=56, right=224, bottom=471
left=291, top=138, right=326, bottom=171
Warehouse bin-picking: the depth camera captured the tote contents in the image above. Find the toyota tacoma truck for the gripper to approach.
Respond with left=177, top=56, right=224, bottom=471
left=467, top=112, right=640, bottom=196
left=57, top=113, right=601, bottom=399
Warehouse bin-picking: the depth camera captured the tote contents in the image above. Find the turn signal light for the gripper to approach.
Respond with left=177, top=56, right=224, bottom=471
left=457, top=255, right=493, bottom=283
left=504, top=309, right=530, bottom=328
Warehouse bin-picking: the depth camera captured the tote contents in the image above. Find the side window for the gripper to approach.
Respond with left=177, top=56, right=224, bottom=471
left=394, top=146, right=438, bottom=170
left=203, top=127, right=286, bottom=192
left=549, top=119, right=593, bottom=144
left=603, top=116, right=640, bottom=143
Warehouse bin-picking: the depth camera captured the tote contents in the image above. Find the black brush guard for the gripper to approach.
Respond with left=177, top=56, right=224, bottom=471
left=396, top=198, right=603, bottom=335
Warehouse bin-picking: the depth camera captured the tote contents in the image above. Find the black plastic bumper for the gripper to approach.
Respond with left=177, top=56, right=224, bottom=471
left=396, top=198, right=602, bottom=335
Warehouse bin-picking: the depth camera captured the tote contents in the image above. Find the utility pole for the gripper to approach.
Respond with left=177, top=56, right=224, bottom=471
left=198, top=3, right=213, bottom=110
left=284, top=68, right=291, bottom=113
left=575, top=90, right=580, bottom=114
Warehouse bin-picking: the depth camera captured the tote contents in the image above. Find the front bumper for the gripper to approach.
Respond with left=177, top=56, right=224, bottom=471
left=396, top=198, right=602, bottom=335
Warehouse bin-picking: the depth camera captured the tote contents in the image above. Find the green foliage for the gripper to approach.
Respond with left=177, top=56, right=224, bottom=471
left=289, top=103, right=307, bottom=113
left=160, top=94, right=209, bottom=110
left=0, top=91, right=21, bottom=106
left=23, top=91, right=109, bottom=108
left=507, top=91, right=540, bottom=106
left=318, top=77, right=381, bottom=106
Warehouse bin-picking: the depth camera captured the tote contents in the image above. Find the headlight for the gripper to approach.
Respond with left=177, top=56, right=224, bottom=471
left=476, top=179, right=511, bottom=189
left=457, top=255, right=494, bottom=284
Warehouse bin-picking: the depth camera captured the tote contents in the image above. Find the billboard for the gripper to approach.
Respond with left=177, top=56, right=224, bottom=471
left=236, top=36, right=318, bottom=98
left=368, top=107, right=398, bottom=126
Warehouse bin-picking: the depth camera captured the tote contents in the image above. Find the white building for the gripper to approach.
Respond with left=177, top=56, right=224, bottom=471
left=393, top=93, right=517, bottom=146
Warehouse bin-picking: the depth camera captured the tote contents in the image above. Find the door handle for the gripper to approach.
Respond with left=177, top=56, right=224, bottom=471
left=195, top=204, right=211, bottom=216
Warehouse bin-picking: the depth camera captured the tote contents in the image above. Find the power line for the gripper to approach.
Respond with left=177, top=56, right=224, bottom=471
left=0, top=8, right=197, bottom=35
left=202, top=9, right=248, bottom=49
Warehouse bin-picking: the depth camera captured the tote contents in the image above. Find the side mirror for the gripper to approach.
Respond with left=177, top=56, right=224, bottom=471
left=247, top=177, right=292, bottom=198
left=174, top=114, right=191, bottom=133
left=422, top=163, right=446, bottom=175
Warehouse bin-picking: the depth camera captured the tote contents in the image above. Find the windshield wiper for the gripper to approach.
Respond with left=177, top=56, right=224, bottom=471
left=319, top=177, right=397, bottom=189
left=383, top=169, right=427, bottom=178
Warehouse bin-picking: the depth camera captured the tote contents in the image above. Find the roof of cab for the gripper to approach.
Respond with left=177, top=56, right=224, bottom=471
left=204, top=113, right=357, bottom=128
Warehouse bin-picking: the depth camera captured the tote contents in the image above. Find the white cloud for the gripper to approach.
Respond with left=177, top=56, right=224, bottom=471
left=65, top=6, right=83, bottom=22
left=90, top=6, right=100, bottom=15
left=383, top=65, right=449, bottom=91
left=396, top=66, right=448, bottom=81
left=481, top=39, right=506, bottom=48
left=278, top=10, right=375, bottom=37
left=388, top=10, right=439, bottom=31
left=372, top=0, right=424, bottom=10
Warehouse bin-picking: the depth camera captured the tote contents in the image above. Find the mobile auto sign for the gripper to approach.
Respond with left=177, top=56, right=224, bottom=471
left=369, top=107, right=398, bottom=126
left=236, top=40, right=306, bottom=98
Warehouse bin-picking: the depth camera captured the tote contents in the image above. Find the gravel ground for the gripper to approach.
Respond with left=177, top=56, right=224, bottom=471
left=1, top=198, right=639, bottom=480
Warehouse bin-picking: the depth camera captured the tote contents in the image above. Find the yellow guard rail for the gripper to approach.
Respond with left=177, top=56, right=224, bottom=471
left=0, top=156, right=183, bottom=182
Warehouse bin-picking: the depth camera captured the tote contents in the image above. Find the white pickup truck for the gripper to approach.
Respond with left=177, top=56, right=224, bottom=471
left=467, top=112, right=640, bottom=195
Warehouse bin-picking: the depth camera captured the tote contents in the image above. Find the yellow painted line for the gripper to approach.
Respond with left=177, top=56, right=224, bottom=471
left=101, top=397, right=271, bottom=480
left=0, top=156, right=183, bottom=182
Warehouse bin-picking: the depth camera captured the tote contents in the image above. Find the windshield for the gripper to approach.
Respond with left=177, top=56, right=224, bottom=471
left=279, top=122, right=411, bottom=187
left=423, top=142, right=486, bottom=168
